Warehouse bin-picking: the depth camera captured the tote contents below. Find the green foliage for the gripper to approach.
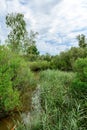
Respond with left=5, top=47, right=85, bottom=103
left=12, top=58, right=36, bottom=91
left=74, top=58, right=87, bottom=80
left=38, top=70, right=87, bottom=130
left=0, top=46, right=20, bottom=112
left=28, top=61, right=50, bottom=71
left=0, top=45, right=36, bottom=115
left=27, top=44, right=39, bottom=55
left=70, top=58, right=87, bottom=128
left=77, top=34, right=87, bottom=48
left=38, top=53, right=52, bottom=62
left=69, top=47, right=86, bottom=66
left=39, top=70, right=78, bottom=130
left=72, top=58, right=87, bottom=95
left=6, top=13, right=39, bottom=55
left=25, top=30, right=39, bottom=56
left=51, top=47, right=87, bottom=71
left=6, top=13, right=28, bottom=53
left=23, top=54, right=39, bottom=61
left=51, top=51, right=71, bottom=71
left=1, top=13, right=87, bottom=129
left=16, top=68, right=87, bottom=130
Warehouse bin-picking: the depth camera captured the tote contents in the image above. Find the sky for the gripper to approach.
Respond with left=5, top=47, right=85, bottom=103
left=0, top=0, right=87, bottom=55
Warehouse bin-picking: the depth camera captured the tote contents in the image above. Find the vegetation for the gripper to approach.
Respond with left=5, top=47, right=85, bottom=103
left=39, top=70, right=87, bottom=130
left=28, top=61, right=50, bottom=71
left=6, top=13, right=28, bottom=53
left=0, top=45, right=36, bottom=117
left=17, top=67, right=87, bottom=130
left=0, top=46, right=20, bottom=113
left=77, top=34, right=87, bottom=48
left=6, top=13, right=39, bottom=56
left=0, top=12, right=87, bottom=130
left=72, top=57, right=87, bottom=96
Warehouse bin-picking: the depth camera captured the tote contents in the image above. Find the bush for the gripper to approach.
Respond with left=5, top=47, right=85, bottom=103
left=11, top=58, right=36, bottom=91
left=0, top=47, right=20, bottom=114
left=28, top=61, right=50, bottom=71
left=72, top=58, right=87, bottom=95
left=70, top=58, right=87, bottom=128
left=0, top=46, right=36, bottom=115
left=50, top=47, right=87, bottom=71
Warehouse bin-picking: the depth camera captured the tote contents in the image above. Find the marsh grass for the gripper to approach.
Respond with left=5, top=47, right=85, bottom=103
left=16, top=70, right=87, bottom=130
left=39, top=70, right=87, bottom=130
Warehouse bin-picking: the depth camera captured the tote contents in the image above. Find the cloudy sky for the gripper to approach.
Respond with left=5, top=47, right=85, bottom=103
left=0, top=0, right=87, bottom=55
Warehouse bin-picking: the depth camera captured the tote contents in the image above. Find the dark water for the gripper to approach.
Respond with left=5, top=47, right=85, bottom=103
left=0, top=89, right=33, bottom=130
left=0, top=85, right=41, bottom=130
left=0, top=114, right=20, bottom=130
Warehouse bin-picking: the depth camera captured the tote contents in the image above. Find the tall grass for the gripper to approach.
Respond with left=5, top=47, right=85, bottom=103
left=16, top=70, right=87, bottom=130
left=39, top=70, right=87, bottom=130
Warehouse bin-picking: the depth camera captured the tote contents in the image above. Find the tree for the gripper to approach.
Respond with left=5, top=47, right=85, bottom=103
left=6, top=13, right=39, bottom=56
left=6, top=13, right=29, bottom=53
left=77, top=34, right=87, bottom=48
left=26, top=30, right=39, bottom=55
left=27, top=45, right=39, bottom=55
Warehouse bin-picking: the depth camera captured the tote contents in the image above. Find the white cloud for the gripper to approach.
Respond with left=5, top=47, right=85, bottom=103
left=0, top=0, right=87, bottom=54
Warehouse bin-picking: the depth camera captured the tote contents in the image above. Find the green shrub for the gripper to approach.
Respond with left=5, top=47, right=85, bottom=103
left=0, top=47, right=20, bottom=113
left=70, top=58, right=87, bottom=129
left=12, top=58, right=36, bottom=91
left=28, top=61, right=50, bottom=71
left=0, top=46, right=36, bottom=115
left=72, top=58, right=87, bottom=95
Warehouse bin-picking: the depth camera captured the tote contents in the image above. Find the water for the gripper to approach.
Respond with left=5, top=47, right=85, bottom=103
left=0, top=114, right=20, bottom=130
left=0, top=85, right=41, bottom=130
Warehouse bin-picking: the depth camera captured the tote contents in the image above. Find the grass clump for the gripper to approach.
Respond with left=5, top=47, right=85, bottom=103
left=39, top=70, right=87, bottom=130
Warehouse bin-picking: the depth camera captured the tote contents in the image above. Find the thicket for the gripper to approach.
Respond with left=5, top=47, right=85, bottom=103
left=0, top=46, right=36, bottom=117
left=50, top=47, right=87, bottom=71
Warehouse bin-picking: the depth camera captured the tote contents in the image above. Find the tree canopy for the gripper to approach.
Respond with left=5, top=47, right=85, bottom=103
left=77, top=34, right=87, bottom=48
left=6, top=13, right=39, bottom=55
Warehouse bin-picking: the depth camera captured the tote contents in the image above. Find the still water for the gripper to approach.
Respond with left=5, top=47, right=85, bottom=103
left=0, top=114, right=20, bottom=130
left=0, top=86, right=41, bottom=130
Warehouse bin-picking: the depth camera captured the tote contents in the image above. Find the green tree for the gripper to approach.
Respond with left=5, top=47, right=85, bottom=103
left=26, top=30, right=39, bottom=55
left=6, top=13, right=29, bottom=53
left=27, top=45, right=39, bottom=55
left=77, top=34, right=87, bottom=48
left=6, top=13, right=39, bottom=56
